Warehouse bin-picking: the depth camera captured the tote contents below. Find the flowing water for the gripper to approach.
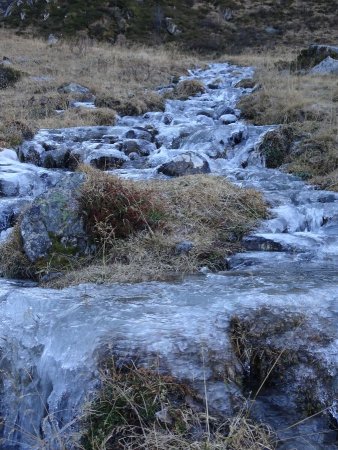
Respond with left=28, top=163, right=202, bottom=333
left=1, top=63, right=338, bottom=449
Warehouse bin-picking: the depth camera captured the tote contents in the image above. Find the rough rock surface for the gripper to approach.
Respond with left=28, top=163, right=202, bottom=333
left=57, top=82, right=91, bottom=95
left=158, top=152, right=210, bottom=177
left=230, top=307, right=337, bottom=447
left=19, top=174, right=87, bottom=262
left=310, top=56, right=338, bottom=75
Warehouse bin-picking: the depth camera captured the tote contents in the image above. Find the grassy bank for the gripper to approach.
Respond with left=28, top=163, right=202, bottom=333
left=0, top=169, right=266, bottom=287
left=0, top=30, right=200, bottom=148
left=230, top=50, right=338, bottom=191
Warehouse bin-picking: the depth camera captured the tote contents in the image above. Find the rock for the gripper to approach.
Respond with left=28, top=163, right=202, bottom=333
left=175, top=240, right=194, bottom=254
left=228, top=126, right=248, bottom=146
left=85, top=147, right=129, bottom=169
left=207, top=83, right=219, bottom=89
left=158, top=152, right=210, bottom=177
left=2, top=56, right=12, bottom=66
left=164, top=17, right=181, bottom=35
left=18, top=142, right=45, bottom=166
left=162, top=113, right=174, bottom=125
left=19, top=174, right=88, bottom=263
left=214, top=104, right=236, bottom=119
left=155, top=407, right=172, bottom=425
left=42, top=147, right=71, bottom=169
left=47, top=34, right=58, bottom=45
left=57, top=82, right=91, bottom=95
left=310, top=56, right=338, bottom=75
left=230, top=307, right=336, bottom=441
left=122, top=139, right=155, bottom=156
left=219, top=114, right=237, bottom=125
left=265, top=26, right=281, bottom=35
left=223, top=8, right=233, bottom=20
left=125, top=128, right=153, bottom=141
left=243, top=235, right=284, bottom=252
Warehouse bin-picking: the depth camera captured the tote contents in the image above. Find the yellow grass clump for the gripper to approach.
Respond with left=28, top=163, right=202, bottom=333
left=0, top=30, right=202, bottom=148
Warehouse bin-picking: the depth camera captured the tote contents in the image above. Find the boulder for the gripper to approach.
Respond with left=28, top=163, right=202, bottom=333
left=214, top=104, right=236, bottom=119
left=175, top=240, right=194, bottom=255
left=17, top=142, right=45, bottom=166
left=19, top=174, right=88, bottom=262
left=122, top=139, right=155, bottom=156
left=310, top=56, right=338, bottom=75
left=158, top=152, right=210, bottom=177
left=85, top=147, right=129, bottom=169
left=219, top=114, right=237, bottom=125
left=230, top=307, right=336, bottom=445
left=125, top=128, right=153, bottom=141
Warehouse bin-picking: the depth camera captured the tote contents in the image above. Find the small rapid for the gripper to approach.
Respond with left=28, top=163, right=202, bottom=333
left=1, top=62, right=338, bottom=449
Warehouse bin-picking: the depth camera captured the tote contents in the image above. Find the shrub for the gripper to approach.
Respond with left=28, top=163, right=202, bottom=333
left=0, top=120, right=35, bottom=147
left=79, top=167, right=166, bottom=243
left=0, top=65, right=22, bottom=89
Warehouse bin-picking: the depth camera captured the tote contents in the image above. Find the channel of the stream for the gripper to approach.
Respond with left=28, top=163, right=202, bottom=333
left=1, top=63, right=338, bottom=449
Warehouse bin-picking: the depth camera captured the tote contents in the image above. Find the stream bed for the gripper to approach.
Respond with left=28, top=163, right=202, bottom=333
left=1, top=63, right=338, bottom=449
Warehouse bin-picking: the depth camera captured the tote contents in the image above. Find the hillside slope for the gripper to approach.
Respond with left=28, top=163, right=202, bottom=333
left=1, top=0, right=338, bottom=53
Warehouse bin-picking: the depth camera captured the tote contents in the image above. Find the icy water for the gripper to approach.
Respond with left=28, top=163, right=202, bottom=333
left=1, top=63, right=338, bottom=449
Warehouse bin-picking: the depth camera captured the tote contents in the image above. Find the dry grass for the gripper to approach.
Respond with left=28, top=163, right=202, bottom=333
left=229, top=50, right=338, bottom=189
left=0, top=30, right=202, bottom=148
left=0, top=225, right=33, bottom=278
left=42, top=170, right=266, bottom=287
left=79, top=360, right=276, bottom=450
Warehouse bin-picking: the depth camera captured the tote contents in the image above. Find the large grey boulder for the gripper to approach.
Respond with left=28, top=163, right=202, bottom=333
left=158, top=152, right=210, bottom=177
left=19, top=174, right=88, bottom=262
left=310, top=56, right=338, bottom=75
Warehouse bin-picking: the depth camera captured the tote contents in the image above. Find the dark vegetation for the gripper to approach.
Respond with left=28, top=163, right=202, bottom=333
left=2, top=0, right=338, bottom=54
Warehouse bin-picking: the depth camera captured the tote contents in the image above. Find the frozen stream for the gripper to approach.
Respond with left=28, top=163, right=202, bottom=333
left=1, top=63, right=338, bottom=449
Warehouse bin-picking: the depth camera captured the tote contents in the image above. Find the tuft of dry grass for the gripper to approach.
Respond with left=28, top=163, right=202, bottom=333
left=0, top=225, right=33, bottom=279
left=42, top=169, right=266, bottom=287
left=79, top=359, right=276, bottom=450
left=0, top=30, right=202, bottom=148
left=170, top=79, right=206, bottom=100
